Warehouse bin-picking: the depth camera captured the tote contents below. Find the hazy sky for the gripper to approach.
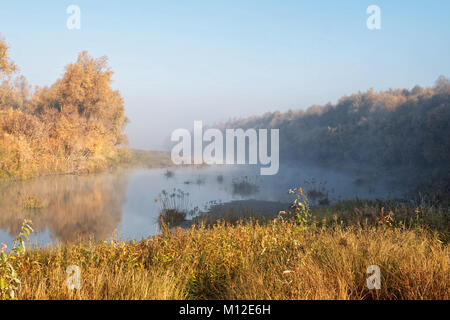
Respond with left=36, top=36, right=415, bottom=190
left=1, top=0, right=449, bottom=150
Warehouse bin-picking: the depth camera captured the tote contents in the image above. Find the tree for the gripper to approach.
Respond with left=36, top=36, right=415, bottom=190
left=35, top=51, right=128, bottom=145
left=434, top=75, right=450, bottom=93
left=0, top=39, right=130, bottom=179
left=0, top=37, right=16, bottom=78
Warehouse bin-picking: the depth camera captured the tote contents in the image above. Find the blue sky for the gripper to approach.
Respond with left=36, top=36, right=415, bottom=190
left=1, top=0, right=449, bottom=149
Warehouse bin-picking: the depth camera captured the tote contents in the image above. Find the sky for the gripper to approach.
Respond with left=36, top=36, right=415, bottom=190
left=1, top=0, right=449, bottom=150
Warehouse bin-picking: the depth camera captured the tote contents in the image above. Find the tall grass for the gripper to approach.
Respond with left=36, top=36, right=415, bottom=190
left=9, top=208, right=449, bottom=300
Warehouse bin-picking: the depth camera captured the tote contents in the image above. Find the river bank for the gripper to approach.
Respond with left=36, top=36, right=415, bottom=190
left=8, top=213, right=449, bottom=300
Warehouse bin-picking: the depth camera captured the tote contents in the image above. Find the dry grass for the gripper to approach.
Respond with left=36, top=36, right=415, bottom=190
left=11, top=216, right=449, bottom=300
left=120, top=149, right=173, bottom=169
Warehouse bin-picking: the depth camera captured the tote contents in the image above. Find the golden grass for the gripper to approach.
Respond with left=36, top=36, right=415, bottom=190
left=121, top=149, right=173, bottom=169
left=12, top=216, right=449, bottom=300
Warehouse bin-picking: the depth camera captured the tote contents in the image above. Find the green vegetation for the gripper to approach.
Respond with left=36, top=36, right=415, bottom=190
left=0, top=220, right=33, bottom=299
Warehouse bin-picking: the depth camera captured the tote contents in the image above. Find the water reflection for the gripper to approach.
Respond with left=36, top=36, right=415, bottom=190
left=0, top=164, right=404, bottom=248
left=0, top=172, right=127, bottom=246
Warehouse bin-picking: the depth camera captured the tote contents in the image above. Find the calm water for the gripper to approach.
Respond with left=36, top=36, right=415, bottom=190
left=0, top=164, right=402, bottom=248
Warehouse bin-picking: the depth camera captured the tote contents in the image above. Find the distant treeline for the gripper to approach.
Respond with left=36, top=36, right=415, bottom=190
left=0, top=37, right=129, bottom=179
left=223, top=77, right=450, bottom=202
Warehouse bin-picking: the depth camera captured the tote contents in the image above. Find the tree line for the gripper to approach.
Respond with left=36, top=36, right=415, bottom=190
left=222, top=77, right=450, bottom=203
left=0, top=36, right=129, bottom=179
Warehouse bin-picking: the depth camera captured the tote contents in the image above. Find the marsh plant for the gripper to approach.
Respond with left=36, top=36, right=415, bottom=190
left=231, top=176, right=259, bottom=197
left=156, top=189, right=190, bottom=227
left=0, top=220, right=33, bottom=300
left=164, top=170, right=174, bottom=178
left=195, top=177, right=205, bottom=185
left=304, top=179, right=330, bottom=206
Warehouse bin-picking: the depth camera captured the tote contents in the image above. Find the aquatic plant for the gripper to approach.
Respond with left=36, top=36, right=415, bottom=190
left=195, top=177, right=205, bottom=185
left=156, top=189, right=190, bottom=227
left=231, top=176, right=259, bottom=197
left=164, top=170, right=174, bottom=178
left=303, top=179, right=330, bottom=206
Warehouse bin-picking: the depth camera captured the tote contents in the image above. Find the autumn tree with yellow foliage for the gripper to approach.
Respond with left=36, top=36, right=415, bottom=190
left=0, top=37, right=16, bottom=77
left=0, top=36, right=129, bottom=179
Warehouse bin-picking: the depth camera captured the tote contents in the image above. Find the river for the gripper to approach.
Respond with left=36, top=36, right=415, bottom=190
left=0, top=164, right=403, bottom=248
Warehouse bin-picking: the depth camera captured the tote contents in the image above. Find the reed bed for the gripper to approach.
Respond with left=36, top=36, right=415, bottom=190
left=8, top=214, right=448, bottom=300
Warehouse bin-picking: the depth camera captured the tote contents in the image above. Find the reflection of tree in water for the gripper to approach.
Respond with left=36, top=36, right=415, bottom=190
left=0, top=172, right=128, bottom=243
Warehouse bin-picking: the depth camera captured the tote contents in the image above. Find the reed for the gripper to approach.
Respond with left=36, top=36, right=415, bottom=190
left=5, top=198, right=448, bottom=300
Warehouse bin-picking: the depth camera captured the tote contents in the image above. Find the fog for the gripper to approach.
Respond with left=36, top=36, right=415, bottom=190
left=3, top=2, right=449, bottom=151
left=0, top=161, right=406, bottom=247
left=121, top=90, right=329, bottom=151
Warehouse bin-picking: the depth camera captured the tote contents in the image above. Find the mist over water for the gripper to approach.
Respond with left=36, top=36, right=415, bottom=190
left=0, top=163, right=406, bottom=248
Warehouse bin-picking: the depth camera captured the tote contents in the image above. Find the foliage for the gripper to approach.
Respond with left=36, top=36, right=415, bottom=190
left=8, top=211, right=449, bottom=300
left=1, top=191, right=446, bottom=300
left=223, top=77, right=450, bottom=204
left=0, top=220, right=33, bottom=299
left=280, top=187, right=312, bottom=231
left=0, top=36, right=16, bottom=78
left=0, top=36, right=129, bottom=180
